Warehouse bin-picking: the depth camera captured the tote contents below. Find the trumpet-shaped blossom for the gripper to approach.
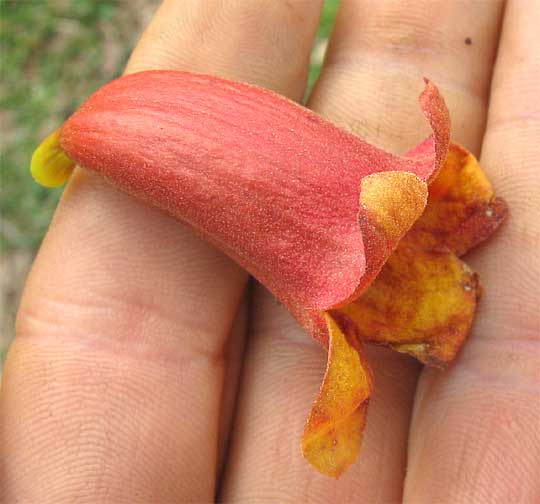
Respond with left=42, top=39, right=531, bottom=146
left=31, top=71, right=507, bottom=477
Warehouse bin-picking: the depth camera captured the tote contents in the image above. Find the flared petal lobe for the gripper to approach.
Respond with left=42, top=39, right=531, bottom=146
left=336, top=144, right=508, bottom=365
left=302, top=313, right=373, bottom=478
left=336, top=244, right=479, bottom=366
left=407, top=143, right=508, bottom=256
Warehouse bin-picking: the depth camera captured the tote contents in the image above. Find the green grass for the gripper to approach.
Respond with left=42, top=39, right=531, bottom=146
left=308, top=0, right=340, bottom=92
left=0, top=0, right=339, bottom=254
left=0, top=0, right=131, bottom=251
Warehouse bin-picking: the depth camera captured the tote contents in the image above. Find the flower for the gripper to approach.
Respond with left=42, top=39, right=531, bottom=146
left=30, top=71, right=507, bottom=477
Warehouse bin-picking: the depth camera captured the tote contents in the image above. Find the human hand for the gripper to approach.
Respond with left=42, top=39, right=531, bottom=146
left=1, top=1, right=538, bottom=502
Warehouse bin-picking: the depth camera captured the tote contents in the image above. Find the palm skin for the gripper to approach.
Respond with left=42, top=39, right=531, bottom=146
left=1, top=1, right=538, bottom=502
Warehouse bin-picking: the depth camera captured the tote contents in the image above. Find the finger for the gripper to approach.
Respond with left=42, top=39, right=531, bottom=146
left=127, top=0, right=319, bottom=98
left=221, top=0, right=504, bottom=500
left=0, top=2, right=322, bottom=503
left=405, top=1, right=540, bottom=502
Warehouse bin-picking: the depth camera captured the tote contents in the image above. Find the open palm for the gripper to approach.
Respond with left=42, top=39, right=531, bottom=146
left=1, top=1, right=538, bottom=502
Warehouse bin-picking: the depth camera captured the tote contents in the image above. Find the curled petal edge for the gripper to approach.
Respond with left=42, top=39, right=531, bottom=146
left=301, top=313, right=373, bottom=478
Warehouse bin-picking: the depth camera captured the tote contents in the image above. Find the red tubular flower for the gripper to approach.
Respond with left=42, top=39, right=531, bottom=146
left=31, top=71, right=506, bottom=477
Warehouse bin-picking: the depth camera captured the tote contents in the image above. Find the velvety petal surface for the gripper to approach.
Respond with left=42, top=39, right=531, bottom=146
left=53, top=71, right=449, bottom=312
left=300, top=143, right=507, bottom=477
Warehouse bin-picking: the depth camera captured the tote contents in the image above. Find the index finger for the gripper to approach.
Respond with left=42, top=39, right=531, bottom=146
left=0, top=1, right=323, bottom=502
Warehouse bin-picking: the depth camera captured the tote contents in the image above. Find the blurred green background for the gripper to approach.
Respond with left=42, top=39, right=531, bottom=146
left=0, top=0, right=339, bottom=364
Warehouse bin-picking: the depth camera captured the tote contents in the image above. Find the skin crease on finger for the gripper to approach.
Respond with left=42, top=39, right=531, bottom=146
left=404, top=1, right=540, bottom=502
left=0, top=1, right=324, bottom=503
left=3, top=2, right=536, bottom=504
left=219, top=1, right=506, bottom=502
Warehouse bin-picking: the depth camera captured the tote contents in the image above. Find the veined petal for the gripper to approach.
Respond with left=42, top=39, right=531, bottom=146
left=289, top=171, right=428, bottom=348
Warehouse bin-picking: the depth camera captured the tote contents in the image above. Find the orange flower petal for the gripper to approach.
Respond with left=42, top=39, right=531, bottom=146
left=335, top=244, right=479, bottom=366
left=406, top=143, right=508, bottom=256
left=292, top=172, right=428, bottom=349
left=351, top=171, right=428, bottom=300
left=302, top=313, right=373, bottom=478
